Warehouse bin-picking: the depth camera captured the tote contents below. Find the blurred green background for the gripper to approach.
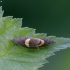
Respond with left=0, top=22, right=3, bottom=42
left=1, top=0, right=70, bottom=70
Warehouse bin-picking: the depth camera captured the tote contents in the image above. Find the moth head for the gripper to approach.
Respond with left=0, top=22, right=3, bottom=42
left=41, top=38, right=56, bottom=46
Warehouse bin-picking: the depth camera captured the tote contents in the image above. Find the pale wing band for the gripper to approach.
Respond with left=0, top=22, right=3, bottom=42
left=38, top=39, right=45, bottom=46
left=25, top=38, right=30, bottom=47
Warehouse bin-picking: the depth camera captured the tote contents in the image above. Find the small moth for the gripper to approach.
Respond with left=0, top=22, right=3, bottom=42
left=12, top=37, right=56, bottom=49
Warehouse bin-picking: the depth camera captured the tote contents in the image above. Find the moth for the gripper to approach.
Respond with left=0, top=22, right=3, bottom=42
left=12, top=37, right=56, bottom=49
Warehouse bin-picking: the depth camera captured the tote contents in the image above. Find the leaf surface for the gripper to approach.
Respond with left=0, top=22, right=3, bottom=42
left=0, top=7, right=70, bottom=70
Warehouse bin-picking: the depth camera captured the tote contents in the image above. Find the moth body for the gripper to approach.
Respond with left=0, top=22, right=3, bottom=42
left=12, top=37, right=56, bottom=49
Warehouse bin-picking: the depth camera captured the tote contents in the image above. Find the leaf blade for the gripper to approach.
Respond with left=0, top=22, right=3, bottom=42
left=0, top=6, right=70, bottom=70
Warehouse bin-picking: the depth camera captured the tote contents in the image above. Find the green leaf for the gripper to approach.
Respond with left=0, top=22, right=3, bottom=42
left=0, top=6, right=70, bottom=70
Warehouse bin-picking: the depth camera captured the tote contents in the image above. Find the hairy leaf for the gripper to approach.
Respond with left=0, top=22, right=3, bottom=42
left=0, top=6, right=70, bottom=70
